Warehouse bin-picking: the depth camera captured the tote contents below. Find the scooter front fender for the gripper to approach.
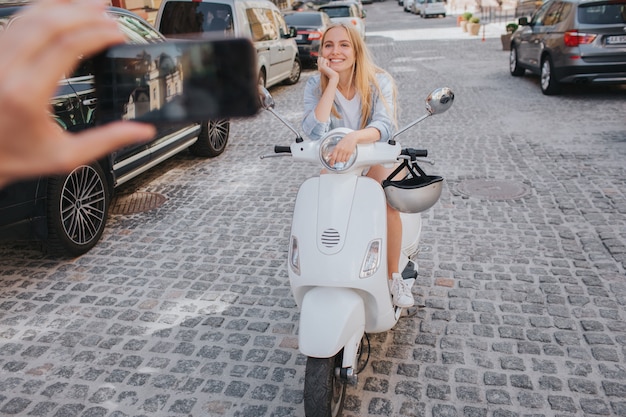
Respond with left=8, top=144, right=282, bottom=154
left=298, top=287, right=365, bottom=359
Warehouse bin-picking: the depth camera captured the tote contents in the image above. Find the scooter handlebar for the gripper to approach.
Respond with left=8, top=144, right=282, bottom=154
left=401, top=148, right=428, bottom=158
left=274, top=145, right=292, bottom=154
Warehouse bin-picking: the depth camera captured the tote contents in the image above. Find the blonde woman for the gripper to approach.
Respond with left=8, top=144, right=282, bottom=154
left=302, top=23, right=413, bottom=308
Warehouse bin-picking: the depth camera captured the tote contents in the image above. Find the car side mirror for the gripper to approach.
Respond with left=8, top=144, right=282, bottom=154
left=289, top=26, right=297, bottom=38
left=518, top=16, right=529, bottom=25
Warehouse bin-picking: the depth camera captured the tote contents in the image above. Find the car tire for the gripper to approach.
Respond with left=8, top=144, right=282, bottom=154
left=509, top=46, right=525, bottom=76
left=189, top=120, right=230, bottom=157
left=45, top=163, right=110, bottom=256
left=284, top=57, right=301, bottom=85
left=540, top=55, right=560, bottom=95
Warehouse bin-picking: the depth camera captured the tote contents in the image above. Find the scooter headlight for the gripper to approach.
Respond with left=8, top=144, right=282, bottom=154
left=289, top=235, right=300, bottom=276
left=360, top=239, right=381, bottom=278
left=320, top=133, right=357, bottom=172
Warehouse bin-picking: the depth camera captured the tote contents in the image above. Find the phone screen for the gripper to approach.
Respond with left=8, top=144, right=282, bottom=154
left=94, top=38, right=259, bottom=125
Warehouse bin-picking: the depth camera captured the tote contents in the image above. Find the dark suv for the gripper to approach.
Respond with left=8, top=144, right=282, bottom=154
left=0, top=5, right=231, bottom=256
left=509, top=0, right=626, bottom=94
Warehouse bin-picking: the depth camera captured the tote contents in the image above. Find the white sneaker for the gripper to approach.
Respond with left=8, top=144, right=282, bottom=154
left=389, top=273, right=414, bottom=308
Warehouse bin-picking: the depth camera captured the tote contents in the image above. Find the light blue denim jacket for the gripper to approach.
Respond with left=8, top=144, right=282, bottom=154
left=302, top=72, right=395, bottom=142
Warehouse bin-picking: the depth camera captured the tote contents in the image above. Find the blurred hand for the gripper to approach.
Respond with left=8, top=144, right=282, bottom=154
left=0, top=0, right=156, bottom=188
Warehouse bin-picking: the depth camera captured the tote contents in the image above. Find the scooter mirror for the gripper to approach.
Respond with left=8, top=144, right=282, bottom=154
left=391, top=87, right=454, bottom=140
left=426, top=87, right=454, bottom=115
left=259, top=86, right=275, bottom=110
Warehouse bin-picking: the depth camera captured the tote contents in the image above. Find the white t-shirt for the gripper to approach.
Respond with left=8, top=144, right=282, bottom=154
left=336, top=91, right=361, bottom=130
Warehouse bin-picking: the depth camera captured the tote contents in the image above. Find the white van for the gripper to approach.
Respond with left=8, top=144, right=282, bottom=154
left=155, top=0, right=301, bottom=88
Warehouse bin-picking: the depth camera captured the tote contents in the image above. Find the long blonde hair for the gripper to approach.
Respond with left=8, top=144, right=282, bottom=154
left=319, top=23, right=397, bottom=130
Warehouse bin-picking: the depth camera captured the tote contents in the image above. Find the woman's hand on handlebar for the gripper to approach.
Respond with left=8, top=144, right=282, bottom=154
left=329, top=133, right=358, bottom=166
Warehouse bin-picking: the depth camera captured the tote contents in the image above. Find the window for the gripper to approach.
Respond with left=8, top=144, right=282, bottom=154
left=579, top=2, right=626, bottom=24
left=272, top=10, right=289, bottom=38
left=321, top=6, right=351, bottom=18
left=114, top=13, right=164, bottom=43
left=246, top=8, right=278, bottom=41
left=159, top=2, right=234, bottom=37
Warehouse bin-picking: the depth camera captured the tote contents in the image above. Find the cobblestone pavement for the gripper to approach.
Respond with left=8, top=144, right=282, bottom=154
left=1, top=3, right=625, bottom=417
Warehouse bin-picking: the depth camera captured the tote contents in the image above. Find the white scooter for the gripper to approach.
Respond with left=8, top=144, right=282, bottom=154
left=260, top=87, right=454, bottom=417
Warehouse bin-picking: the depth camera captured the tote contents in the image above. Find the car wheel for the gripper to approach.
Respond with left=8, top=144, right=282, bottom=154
left=284, top=57, right=301, bottom=85
left=540, top=55, right=560, bottom=95
left=45, top=163, right=110, bottom=256
left=189, top=119, right=230, bottom=157
left=509, top=46, right=525, bottom=76
left=258, top=69, right=266, bottom=89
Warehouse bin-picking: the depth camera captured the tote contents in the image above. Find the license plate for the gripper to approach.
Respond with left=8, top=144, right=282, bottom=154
left=296, top=35, right=303, bottom=41
left=606, top=35, right=626, bottom=45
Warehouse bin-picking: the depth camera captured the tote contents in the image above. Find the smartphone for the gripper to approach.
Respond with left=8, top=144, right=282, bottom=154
left=93, top=38, right=259, bottom=125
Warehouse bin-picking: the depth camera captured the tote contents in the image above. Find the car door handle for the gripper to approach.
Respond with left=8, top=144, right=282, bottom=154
left=82, top=98, right=98, bottom=106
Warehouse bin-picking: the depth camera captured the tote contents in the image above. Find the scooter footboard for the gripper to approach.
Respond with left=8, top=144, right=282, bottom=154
left=298, top=287, right=365, bottom=358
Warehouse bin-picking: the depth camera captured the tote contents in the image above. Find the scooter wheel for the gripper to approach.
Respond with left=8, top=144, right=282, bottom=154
left=304, top=355, right=346, bottom=417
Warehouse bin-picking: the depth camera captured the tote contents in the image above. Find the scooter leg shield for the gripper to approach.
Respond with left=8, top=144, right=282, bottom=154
left=298, top=287, right=365, bottom=359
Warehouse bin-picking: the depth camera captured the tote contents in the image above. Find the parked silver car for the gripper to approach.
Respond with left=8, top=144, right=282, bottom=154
left=509, top=0, right=626, bottom=95
left=414, top=0, right=446, bottom=18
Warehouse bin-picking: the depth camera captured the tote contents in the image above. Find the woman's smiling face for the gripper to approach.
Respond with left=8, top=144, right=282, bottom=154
left=321, top=26, right=355, bottom=76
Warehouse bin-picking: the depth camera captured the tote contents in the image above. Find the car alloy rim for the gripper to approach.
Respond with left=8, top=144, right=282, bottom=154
left=290, top=60, right=301, bottom=82
left=541, top=60, right=551, bottom=90
left=60, top=165, right=106, bottom=245
left=510, top=49, right=517, bottom=72
left=209, top=120, right=229, bottom=149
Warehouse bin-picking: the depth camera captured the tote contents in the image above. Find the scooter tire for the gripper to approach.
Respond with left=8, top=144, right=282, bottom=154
left=304, top=355, right=346, bottom=417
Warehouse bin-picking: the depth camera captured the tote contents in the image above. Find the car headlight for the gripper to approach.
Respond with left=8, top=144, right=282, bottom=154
left=319, top=133, right=357, bottom=172
left=360, top=239, right=381, bottom=278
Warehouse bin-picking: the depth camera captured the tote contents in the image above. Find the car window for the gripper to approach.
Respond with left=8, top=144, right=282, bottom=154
left=532, top=0, right=557, bottom=25
left=246, top=7, right=278, bottom=41
left=114, top=13, right=164, bottom=43
left=540, top=1, right=565, bottom=25
left=272, top=10, right=289, bottom=37
left=71, top=12, right=164, bottom=79
left=322, top=6, right=351, bottom=18
left=284, top=13, right=323, bottom=26
left=578, top=2, right=626, bottom=24
left=159, top=1, right=204, bottom=35
left=159, top=2, right=234, bottom=36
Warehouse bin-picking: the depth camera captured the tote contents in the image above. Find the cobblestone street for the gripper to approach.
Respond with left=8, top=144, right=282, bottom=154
left=1, top=2, right=625, bottom=416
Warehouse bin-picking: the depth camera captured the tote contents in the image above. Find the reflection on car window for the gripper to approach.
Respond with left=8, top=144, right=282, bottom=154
left=321, top=6, right=351, bottom=18
left=531, top=1, right=550, bottom=24
left=113, top=13, right=164, bottom=43
left=273, top=10, right=289, bottom=37
left=247, top=8, right=278, bottom=41
left=541, top=2, right=564, bottom=25
left=579, top=2, right=626, bottom=24
left=285, top=13, right=323, bottom=26
left=159, top=2, right=234, bottom=37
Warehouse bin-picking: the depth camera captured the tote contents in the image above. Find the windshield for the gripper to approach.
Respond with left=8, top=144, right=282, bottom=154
left=159, top=1, right=234, bottom=36
left=578, top=2, right=626, bottom=24
left=285, top=13, right=323, bottom=26
left=321, top=6, right=351, bottom=18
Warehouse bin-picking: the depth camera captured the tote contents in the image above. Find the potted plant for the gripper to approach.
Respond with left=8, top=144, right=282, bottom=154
left=460, top=12, right=472, bottom=32
left=500, top=22, right=518, bottom=50
left=467, top=16, right=480, bottom=35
